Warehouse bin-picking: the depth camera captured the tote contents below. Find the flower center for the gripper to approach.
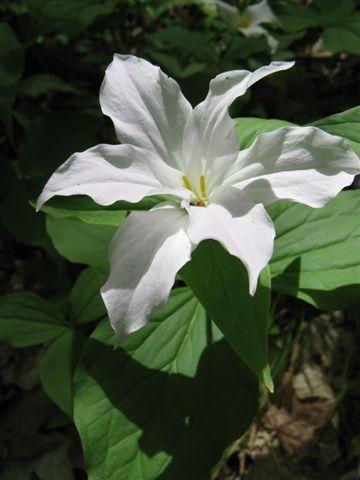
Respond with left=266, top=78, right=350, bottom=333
left=236, top=15, right=251, bottom=28
left=182, top=175, right=208, bottom=207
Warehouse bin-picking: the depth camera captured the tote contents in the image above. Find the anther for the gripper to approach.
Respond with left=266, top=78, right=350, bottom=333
left=182, top=175, right=193, bottom=191
left=200, top=175, right=206, bottom=198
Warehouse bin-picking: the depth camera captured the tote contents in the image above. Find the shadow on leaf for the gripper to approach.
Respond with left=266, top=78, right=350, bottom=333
left=74, top=294, right=259, bottom=480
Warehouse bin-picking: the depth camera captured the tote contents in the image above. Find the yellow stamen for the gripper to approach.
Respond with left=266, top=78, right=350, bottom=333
left=196, top=198, right=207, bottom=207
left=182, top=175, right=193, bottom=191
left=182, top=174, right=208, bottom=207
left=200, top=175, right=206, bottom=198
left=237, top=15, right=251, bottom=28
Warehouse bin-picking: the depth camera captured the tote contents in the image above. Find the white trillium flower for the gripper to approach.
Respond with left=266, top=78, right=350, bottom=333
left=37, top=55, right=360, bottom=340
left=205, top=0, right=280, bottom=52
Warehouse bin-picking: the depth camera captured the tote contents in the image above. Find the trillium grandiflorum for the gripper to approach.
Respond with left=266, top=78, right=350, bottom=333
left=204, top=0, right=280, bottom=52
left=37, top=55, right=360, bottom=340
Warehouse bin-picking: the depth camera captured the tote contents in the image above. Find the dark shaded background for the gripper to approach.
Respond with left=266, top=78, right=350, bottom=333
left=1, top=1, right=360, bottom=479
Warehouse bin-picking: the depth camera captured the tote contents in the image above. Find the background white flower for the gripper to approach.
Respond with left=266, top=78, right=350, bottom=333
left=203, top=0, right=280, bottom=52
left=37, top=55, right=360, bottom=340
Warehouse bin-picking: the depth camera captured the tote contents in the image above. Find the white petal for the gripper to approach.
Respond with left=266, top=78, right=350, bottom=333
left=187, top=186, right=275, bottom=295
left=101, top=203, right=192, bottom=340
left=100, top=54, right=192, bottom=170
left=223, top=126, right=360, bottom=208
left=36, top=144, right=189, bottom=210
left=245, top=0, right=279, bottom=27
left=183, top=61, right=294, bottom=188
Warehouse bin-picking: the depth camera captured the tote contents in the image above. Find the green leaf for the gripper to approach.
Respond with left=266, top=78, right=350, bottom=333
left=275, top=4, right=321, bottom=33
left=32, top=443, right=75, bottom=480
left=147, top=27, right=217, bottom=63
left=235, top=114, right=359, bottom=311
left=312, top=106, right=360, bottom=156
left=20, top=74, right=80, bottom=97
left=237, top=109, right=360, bottom=156
left=224, top=36, right=269, bottom=60
left=269, top=191, right=360, bottom=311
left=147, top=50, right=206, bottom=79
left=46, top=216, right=117, bottom=272
left=70, top=267, right=107, bottom=324
left=74, top=288, right=259, bottom=480
left=40, top=329, right=86, bottom=417
left=18, top=112, right=99, bottom=182
left=181, top=240, right=272, bottom=388
left=38, top=194, right=172, bottom=224
left=314, top=0, right=355, bottom=26
left=323, top=15, right=360, bottom=55
left=0, top=292, right=68, bottom=347
left=275, top=32, right=306, bottom=51
left=38, top=201, right=126, bottom=226
left=26, top=0, right=117, bottom=36
left=236, top=117, right=294, bottom=149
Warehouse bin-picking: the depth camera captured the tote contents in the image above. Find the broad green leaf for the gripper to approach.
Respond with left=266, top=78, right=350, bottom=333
left=269, top=191, right=360, bottom=311
left=35, top=198, right=126, bottom=226
left=147, top=50, right=206, bottom=79
left=312, top=106, right=360, bottom=156
left=70, top=267, right=107, bottom=324
left=276, top=0, right=354, bottom=33
left=46, top=216, right=117, bottom=272
left=224, top=37, right=269, bottom=61
left=237, top=110, right=360, bottom=156
left=74, top=288, right=259, bottom=480
left=147, top=27, right=217, bottom=64
left=40, top=329, right=86, bottom=417
left=26, top=0, right=117, bottom=36
left=314, top=0, right=355, bottom=26
left=18, top=112, right=99, bottom=182
left=236, top=114, right=359, bottom=311
left=275, top=4, right=321, bottom=33
left=38, top=194, right=173, bottom=224
left=32, top=443, right=75, bottom=480
left=38, top=202, right=126, bottom=226
left=275, top=32, right=306, bottom=51
left=323, top=15, right=360, bottom=55
left=181, top=240, right=272, bottom=388
left=0, top=292, right=68, bottom=347
left=20, top=74, right=80, bottom=97
left=236, top=117, right=294, bottom=149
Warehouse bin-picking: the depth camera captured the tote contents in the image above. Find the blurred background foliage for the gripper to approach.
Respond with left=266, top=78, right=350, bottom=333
left=0, top=0, right=360, bottom=479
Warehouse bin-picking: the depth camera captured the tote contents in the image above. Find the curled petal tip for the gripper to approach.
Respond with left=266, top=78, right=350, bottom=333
left=271, top=60, right=295, bottom=69
left=249, top=286, right=257, bottom=297
left=35, top=198, right=42, bottom=213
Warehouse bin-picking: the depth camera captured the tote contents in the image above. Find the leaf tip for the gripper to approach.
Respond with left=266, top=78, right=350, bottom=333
left=262, top=364, right=274, bottom=393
